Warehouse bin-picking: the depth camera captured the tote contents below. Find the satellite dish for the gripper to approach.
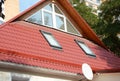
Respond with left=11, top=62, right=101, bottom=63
left=82, top=63, right=93, bottom=80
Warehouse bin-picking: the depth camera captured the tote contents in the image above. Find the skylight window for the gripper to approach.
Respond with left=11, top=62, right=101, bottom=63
left=40, top=30, right=62, bottom=49
left=25, top=3, right=80, bottom=35
left=75, top=40, right=96, bottom=57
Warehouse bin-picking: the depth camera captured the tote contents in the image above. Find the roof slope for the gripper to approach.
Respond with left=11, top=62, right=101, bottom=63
left=0, top=21, right=120, bottom=73
left=5, top=0, right=107, bottom=49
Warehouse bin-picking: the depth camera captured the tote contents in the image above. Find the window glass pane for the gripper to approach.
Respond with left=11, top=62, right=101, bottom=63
left=76, top=40, right=96, bottom=57
left=66, top=19, right=80, bottom=35
left=26, top=10, right=42, bottom=24
left=43, top=4, right=52, bottom=11
left=44, top=33, right=59, bottom=47
left=56, top=15, right=64, bottom=30
left=44, top=12, right=53, bottom=27
left=12, top=73, right=30, bottom=81
left=25, top=3, right=82, bottom=36
left=78, top=42, right=93, bottom=54
left=41, top=31, right=62, bottom=49
left=54, top=5, right=63, bottom=15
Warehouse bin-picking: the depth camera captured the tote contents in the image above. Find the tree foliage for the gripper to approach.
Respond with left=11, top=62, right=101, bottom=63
left=98, top=0, right=120, bottom=56
left=71, top=0, right=120, bottom=56
left=99, top=0, right=120, bottom=23
left=72, top=0, right=99, bottom=29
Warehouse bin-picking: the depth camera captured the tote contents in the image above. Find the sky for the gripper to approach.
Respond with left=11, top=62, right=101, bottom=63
left=19, top=0, right=40, bottom=12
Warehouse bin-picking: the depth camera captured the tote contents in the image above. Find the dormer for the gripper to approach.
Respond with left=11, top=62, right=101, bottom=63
left=25, top=3, right=80, bottom=35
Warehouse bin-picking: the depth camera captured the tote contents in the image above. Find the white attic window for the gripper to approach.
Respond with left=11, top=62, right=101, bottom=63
left=25, top=3, right=80, bottom=35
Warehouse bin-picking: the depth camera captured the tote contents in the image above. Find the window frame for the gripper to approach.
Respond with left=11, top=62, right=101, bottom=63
left=25, top=3, right=80, bottom=36
left=42, top=4, right=80, bottom=35
left=40, top=30, right=62, bottom=50
left=43, top=11, right=53, bottom=27
left=75, top=39, right=96, bottom=57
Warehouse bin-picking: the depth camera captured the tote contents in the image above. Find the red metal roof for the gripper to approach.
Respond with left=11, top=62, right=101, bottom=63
left=0, top=21, right=120, bottom=74
left=6, top=0, right=107, bottom=49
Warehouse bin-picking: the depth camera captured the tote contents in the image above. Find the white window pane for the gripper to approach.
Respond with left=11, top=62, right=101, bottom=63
left=43, top=4, right=52, bottom=11
left=41, top=31, right=62, bottom=49
left=66, top=19, right=80, bottom=35
left=54, top=5, right=63, bottom=15
left=44, top=12, right=53, bottom=27
left=26, top=10, right=42, bottom=24
left=76, top=40, right=96, bottom=57
left=44, top=33, right=60, bottom=47
left=78, top=42, right=93, bottom=54
left=56, top=16, right=64, bottom=30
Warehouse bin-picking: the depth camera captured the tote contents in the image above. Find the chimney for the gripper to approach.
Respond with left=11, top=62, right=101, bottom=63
left=0, top=0, right=5, bottom=24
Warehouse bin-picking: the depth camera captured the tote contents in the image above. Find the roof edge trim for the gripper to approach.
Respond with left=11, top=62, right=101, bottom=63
left=0, top=61, right=83, bottom=80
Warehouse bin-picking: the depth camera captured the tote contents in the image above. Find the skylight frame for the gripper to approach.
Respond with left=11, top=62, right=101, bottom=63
left=40, top=30, right=62, bottom=50
left=75, top=39, right=96, bottom=57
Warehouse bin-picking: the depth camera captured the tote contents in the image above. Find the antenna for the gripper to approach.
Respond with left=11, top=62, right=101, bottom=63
left=82, top=63, right=93, bottom=80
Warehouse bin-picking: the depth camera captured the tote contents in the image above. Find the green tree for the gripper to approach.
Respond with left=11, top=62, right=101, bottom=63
left=72, top=0, right=99, bottom=29
left=98, top=0, right=120, bottom=56
left=71, top=0, right=120, bottom=56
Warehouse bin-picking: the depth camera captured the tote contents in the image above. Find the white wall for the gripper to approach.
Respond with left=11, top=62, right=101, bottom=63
left=0, top=71, right=11, bottom=81
left=30, top=76, right=71, bottom=81
left=92, top=73, right=120, bottom=81
left=0, top=71, right=120, bottom=81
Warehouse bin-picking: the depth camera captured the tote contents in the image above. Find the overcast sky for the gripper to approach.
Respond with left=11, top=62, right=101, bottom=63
left=19, top=0, right=40, bottom=12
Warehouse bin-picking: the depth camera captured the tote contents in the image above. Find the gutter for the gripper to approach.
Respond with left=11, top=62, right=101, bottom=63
left=0, top=61, right=83, bottom=80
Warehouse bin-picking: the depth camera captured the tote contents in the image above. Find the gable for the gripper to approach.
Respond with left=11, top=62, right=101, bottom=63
left=25, top=3, right=80, bottom=35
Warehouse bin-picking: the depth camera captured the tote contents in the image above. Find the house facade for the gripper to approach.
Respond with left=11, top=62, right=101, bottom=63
left=0, top=0, right=120, bottom=81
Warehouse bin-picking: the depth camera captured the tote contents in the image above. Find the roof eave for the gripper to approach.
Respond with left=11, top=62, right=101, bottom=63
left=0, top=61, right=83, bottom=80
left=95, top=68, right=120, bottom=73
